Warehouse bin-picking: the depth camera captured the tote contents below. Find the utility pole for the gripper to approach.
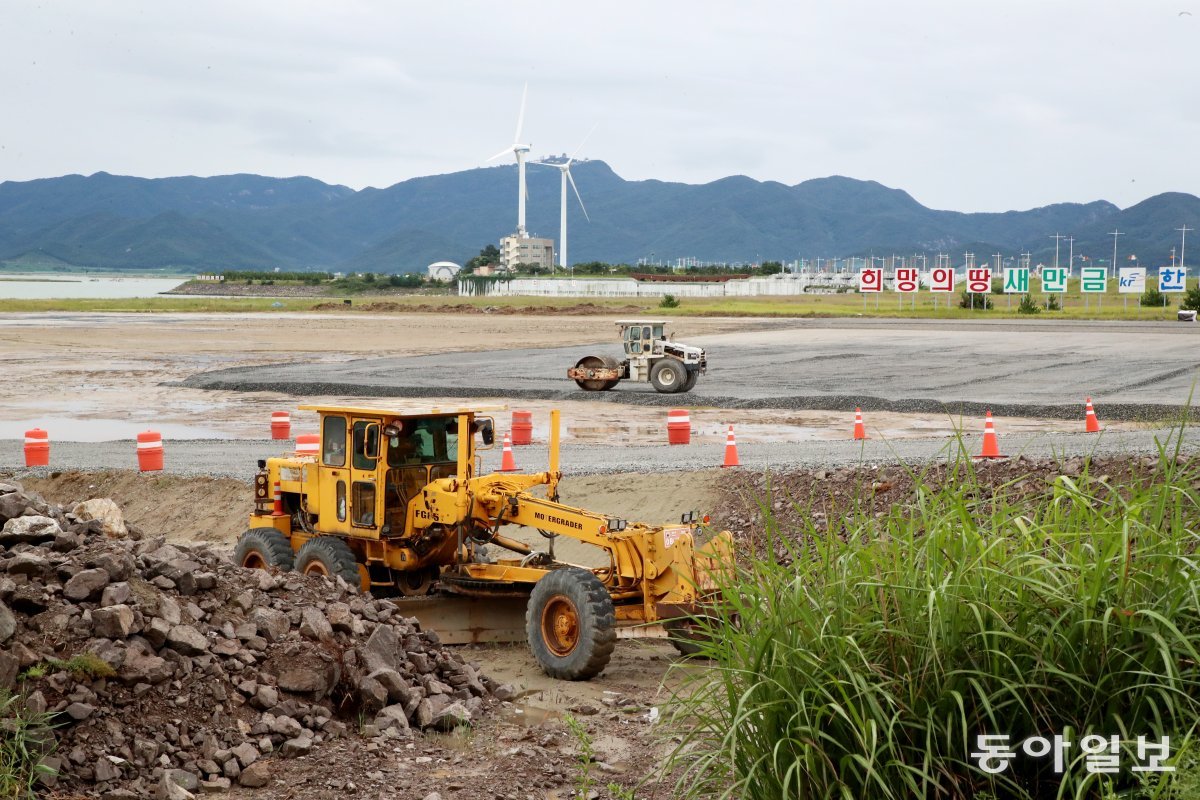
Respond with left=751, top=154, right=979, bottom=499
left=1109, top=230, right=1123, bottom=279
left=1178, top=225, right=1193, bottom=271
left=1051, top=233, right=1066, bottom=271
left=1067, top=236, right=1074, bottom=276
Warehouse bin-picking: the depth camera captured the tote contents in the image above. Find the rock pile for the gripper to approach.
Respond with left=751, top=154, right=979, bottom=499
left=0, top=480, right=503, bottom=797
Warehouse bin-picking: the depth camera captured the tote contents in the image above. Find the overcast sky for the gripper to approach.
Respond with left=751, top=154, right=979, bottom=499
left=2, top=1, right=1197, bottom=212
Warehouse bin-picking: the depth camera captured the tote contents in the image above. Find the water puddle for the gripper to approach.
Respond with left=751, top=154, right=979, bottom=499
left=0, top=416, right=231, bottom=442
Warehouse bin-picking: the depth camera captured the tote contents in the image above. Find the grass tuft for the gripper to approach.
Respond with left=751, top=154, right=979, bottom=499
left=667, top=436, right=1200, bottom=799
left=0, top=691, right=58, bottom=798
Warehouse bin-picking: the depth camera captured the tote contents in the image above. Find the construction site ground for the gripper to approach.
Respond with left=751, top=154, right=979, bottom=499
left=2, top=310, right=1199, bottom=797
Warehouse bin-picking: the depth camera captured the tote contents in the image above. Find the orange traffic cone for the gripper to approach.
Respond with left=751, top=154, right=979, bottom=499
left=975, top=410, right=1006, bottom=459
left=499, top=432, right=518, bottom=472
left=1085, top=397, right=1101, bottom=433
left=272, top=481, right=285, bottom=516
left=853, top=407, right=869, bottom=440
left=721, top=425, right=740, bottom=468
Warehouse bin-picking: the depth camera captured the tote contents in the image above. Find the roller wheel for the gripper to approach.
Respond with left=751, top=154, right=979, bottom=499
left=664, top=617, right=713, bottom=657
left=680, top=370, right=699, bottom=393
left=650, top=359, right=686, bottom=393
left=526, top=568, right=616, bottom=680
left=295, top=537, right=367, bottom=591
left=234, top=528, right=294, bottom=572
left=573, top=355, right=612, bottom=391
left=598, top=356, right=622, bottom=391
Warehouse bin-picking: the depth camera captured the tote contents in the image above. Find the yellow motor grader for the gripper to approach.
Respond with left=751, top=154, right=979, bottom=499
left=234, top=404, right=732, bottom=680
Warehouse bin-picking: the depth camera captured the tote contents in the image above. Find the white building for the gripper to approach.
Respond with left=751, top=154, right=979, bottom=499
left=426, top=261, right=463, bottom=282
left=499, top=234, right=554, bottom=270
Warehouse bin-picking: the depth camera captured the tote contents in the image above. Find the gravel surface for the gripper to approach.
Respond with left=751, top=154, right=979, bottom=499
left=181, top=318, right=1200, bottom=420
left=2, top=427, right=1194, bottom=479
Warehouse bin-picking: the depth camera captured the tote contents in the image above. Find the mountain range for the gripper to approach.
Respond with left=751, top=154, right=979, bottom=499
left=0, top=162, right=1196, bottom=272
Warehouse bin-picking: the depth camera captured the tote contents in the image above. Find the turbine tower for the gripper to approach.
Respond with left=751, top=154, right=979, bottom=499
left=487, top=83, right=532, bottom=238
left=533, top=127, right=594, bottom=271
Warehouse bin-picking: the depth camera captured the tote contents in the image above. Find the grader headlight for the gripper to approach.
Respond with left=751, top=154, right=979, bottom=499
left=255, top=474, right=269, bottom=499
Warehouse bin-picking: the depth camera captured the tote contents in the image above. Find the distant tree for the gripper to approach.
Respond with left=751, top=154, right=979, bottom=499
left=388, top=273, right=423, bottom=288
left=466, top=245, right=502, bottom=271
left=362, top=272, right=376, bottom=283
left=574, top=261, right=611, bottom=275
left=759, top=261, right=784, bottom=275
left=958, top=290, right=993, bottom=310
left=1017, top=294, right=1041, bottom=314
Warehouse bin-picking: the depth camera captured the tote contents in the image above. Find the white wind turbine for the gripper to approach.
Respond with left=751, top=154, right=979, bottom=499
left=532, top=127, right=594, bottom=273
left=486, top=83, right=532, bottom=238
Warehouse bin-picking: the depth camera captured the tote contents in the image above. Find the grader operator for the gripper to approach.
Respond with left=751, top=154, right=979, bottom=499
left=234, top=404, right=732, bottom=680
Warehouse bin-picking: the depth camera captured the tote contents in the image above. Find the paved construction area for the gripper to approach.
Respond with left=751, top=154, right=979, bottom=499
left=184, top=318, right=1200, bottom=420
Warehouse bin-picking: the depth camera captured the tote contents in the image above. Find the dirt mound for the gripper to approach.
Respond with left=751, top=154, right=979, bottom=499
left=18, top=470, right=250, bottom=546
left=713, top=454, right=1167, bottom=560
left=310, top=301, right=648, bottom=315
left=0, top=480, right=503, bottom=797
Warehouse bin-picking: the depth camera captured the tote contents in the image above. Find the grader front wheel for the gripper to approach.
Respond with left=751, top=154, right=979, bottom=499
left=233, top=528, right=294, bottom=572
left=526, top=568, right=616, bottom=680
left=295, top=537, right=368, bottom=592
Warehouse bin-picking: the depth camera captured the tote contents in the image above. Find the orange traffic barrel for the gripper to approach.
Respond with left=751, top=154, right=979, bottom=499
left=667, top=409, right=691, bottom=445
left=24, top=428, right=49, bottom=467
left=137, top=430, right=164, bottom=472
left=271, top=411, right=291, bottom=440
left=295, top=433, right=320, bottom=458
left=511, top=410, right=533, bottom=446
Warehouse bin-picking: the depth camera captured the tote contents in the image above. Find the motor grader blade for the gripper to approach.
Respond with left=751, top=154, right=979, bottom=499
left=391, top=594, right=530, bottom=644
left=392, top=592, right=674, bottom=646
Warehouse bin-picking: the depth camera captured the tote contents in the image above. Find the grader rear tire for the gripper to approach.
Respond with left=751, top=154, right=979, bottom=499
left=526, top=568, right=616, bottom=680
left=680, top=370, right=699, bottom=393
left=573, top=355, right=612, bottom=391
left=650, top=358, right=686, bottom=393
left=234, top=528, right=294, bottom=572
left=295, top=537, right=367, bottom=591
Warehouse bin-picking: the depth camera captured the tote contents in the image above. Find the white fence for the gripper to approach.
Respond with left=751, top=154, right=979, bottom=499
left=458, top=273, right=858, bottom=298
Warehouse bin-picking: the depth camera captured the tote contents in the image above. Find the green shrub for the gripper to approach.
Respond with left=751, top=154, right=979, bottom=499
left=659, top=294, right=680, bottom=309
left=667, top=439, right=1200, bottom=800
left=1179, top=286, right=1200, bottom=312
left=1017, top=294, right=1041, bottom=314
left=1142, top=287, right=1165, bottom=307
left=958, top=290, right=993, bottom=310
left=1047, top=294, right=1061, bottom=310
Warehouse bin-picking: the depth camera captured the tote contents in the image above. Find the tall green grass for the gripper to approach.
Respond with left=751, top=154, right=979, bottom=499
left=669, top=441, right=1200, bottom=799
left=0, top=691, right=57, bottom=798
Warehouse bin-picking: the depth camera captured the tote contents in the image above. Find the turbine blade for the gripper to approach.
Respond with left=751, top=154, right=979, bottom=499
left=486, top=146, right=513, bottom=162
left=567, top=123, right=598, bottom=164
left=568, top=170, right=589, bottom=222
left=514, top=82, right=528, bottom=143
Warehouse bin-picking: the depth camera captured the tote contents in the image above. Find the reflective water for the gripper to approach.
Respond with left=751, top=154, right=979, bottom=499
left=0, top=417, right=230, bottom=442
left=0, top=274, right=188, bottom=299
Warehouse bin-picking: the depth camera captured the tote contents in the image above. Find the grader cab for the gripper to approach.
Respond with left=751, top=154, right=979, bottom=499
left=235, top=404, right=733, bottom=679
